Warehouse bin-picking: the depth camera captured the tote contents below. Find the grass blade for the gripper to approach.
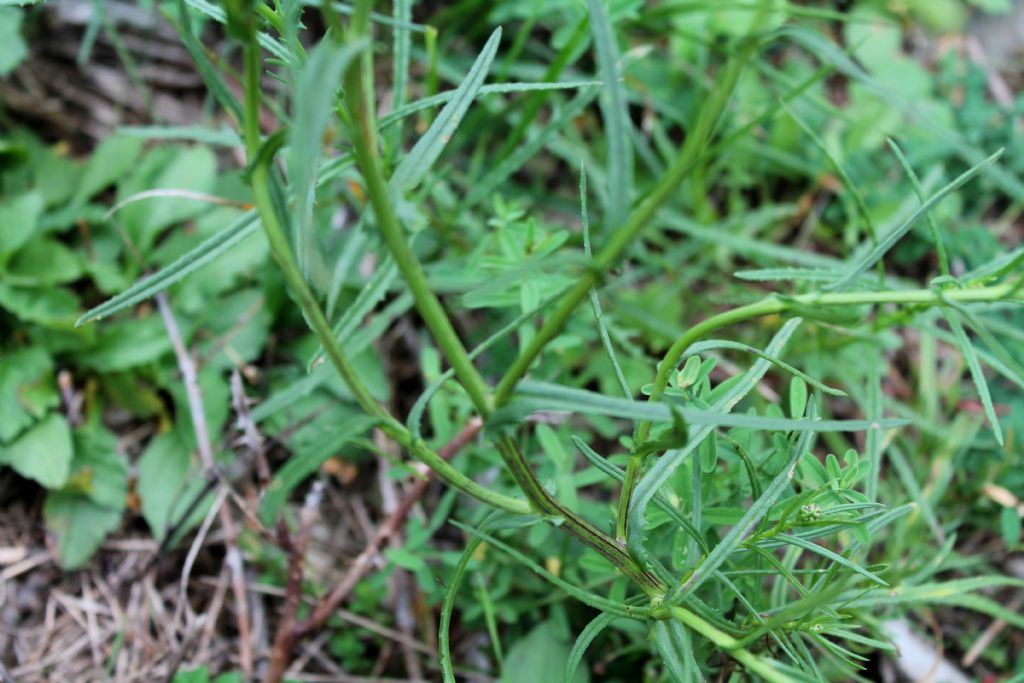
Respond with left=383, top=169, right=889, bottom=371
left=586, top=0, right=632, bottom=230
left=565, top=612, right=618, bottom=683
left=463, top=90, right=597, bottom=209
left=940, top=306, right=1004, bottom=444
left=389, top=27, right=502, bottom=193
left=886, top=137, right=949, bottom=277
left=828, top=148, right=1003, bottom=291
left=377, top=80, right=601, bottom=129
left=581, top=164, right=632, bottom=400
left=289, top=37, right=366, bottom=282
left=498, top=380, right=905, bottom=432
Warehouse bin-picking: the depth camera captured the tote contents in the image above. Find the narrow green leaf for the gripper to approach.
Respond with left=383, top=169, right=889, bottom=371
left=828, top=149, right=1002, bottom=291
left=774, top=533, right=887, bottom=586
left=571, top=436, right=707, bottom=552
left=452, top=521, right=651, bottom=620
left=651, top=621, right=693, bottom=682
left=581, top=164, right=631, bottom=401
left=684, top=339, right=846, bottom=397
left=77, top=211, right=259, bottom=325
left=565, top=612, right=618, bottom=683
left=377, top=80, right=601, bottom=129
left=463, top=90, right=597, bottom=209
left=887, top=137, right=949, bottom=277
left=586, top=0, right=632, bottom=230
left=669, top=414, right=817, bottom=603
left=498, top=380, right=905, bottom=433
left=627, top=319, right=804, bottom=563
left=390, top=27, right=502, bottom=193
left=941, top=307, right=1003, bottom=444
left=260, top=416, right=376, bottom=525
left=289, top=37, right=366, bottom=281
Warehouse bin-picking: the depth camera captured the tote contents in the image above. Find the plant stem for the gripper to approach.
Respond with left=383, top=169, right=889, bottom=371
left=635, top=280, right=1024, bottom=445
left=493, top=24, right=763, bottom=408
left=241, top=35, right=528, bottom=517
left=343, top=0, right=493, bottom=417
left=340, top=0, right=663, bottom=593
left=663, top=606, right=792, bottom=683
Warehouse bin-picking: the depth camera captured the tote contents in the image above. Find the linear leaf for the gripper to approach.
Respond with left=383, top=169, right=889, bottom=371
left=498, top=380, right=904, bottom=433
left=683, top=339, right=846, bottom=397
left=582, top=164, right=632, bottom=400
left=377, top=80, right=601, bottom=129
left=389, top=27, right=502, bottom=193
left=774, top=533, right=888, bottom=586
left=289, top=37, right=366, bottom=281
left=452, top=521, right=651, bottom=621
left=587, top=0, right=632, bottom=230
left=565, top=612, right=618, bottom=683
left=941, top=307, right=1004, bottom=444
left=828, top=149, right=1002, bottom=291
left=463, top=90, right=597, bottom=209
left=651, top=621, right=693, bottom=683
left=669, top=415, right=818, bottom=603
left=626, top=319, right=804, bottom=564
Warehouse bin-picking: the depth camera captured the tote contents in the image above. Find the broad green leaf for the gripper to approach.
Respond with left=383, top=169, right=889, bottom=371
left=502, top=621, right=590, bottom=683
left=5, top=237, right=82, bottom=286
left=63, top=426, right=127, bottom=508
left=0, top=8, right=27, bottom=75
left=0, top=347, right=57, bottom=442
left=70, top=135, right=144, bottom=208
left=390, top=27, right=502, bottom=193
left=136, top=432, right=193, bottom=539
left=43, top=489, right=122, bottom=568
left=117, top=146, right=218, bottom=254
left=0, top=190, right=42, bottom=257
left=74, top=315, right=173, bottom=372
left=587, top=0, right=632, bottom=230
left=0, top=412, right=73, bottom=488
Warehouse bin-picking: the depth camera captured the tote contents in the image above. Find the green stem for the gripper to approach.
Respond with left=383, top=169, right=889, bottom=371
left=493, top=25, right=762, bottom=408
left=343, top=1, right=492, bottom=417
left=662, top=606, right=792, bottom=683
left=635, top=281, right=1024, bottom=445
left=340, top=0, right=662, bottom=593
left=241, top=35, right=528, bottom=517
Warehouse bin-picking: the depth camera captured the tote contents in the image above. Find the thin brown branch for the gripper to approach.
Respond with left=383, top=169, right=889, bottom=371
left=262, top=417, right=483, bottom=683
left=156, top=291, right=253, bottom=677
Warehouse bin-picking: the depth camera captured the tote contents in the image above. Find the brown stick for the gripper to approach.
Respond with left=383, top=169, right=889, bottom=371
left=261, top=417, right=483, bottom=683
left=156, top=292, right=253, bottom=677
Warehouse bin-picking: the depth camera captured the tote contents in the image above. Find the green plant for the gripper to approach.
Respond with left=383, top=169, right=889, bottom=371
left=11, top=0, right=1024, bottom=680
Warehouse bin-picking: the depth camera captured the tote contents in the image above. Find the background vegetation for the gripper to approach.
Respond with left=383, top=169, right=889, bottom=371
left=1, top=0, right=1024, bottom=681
